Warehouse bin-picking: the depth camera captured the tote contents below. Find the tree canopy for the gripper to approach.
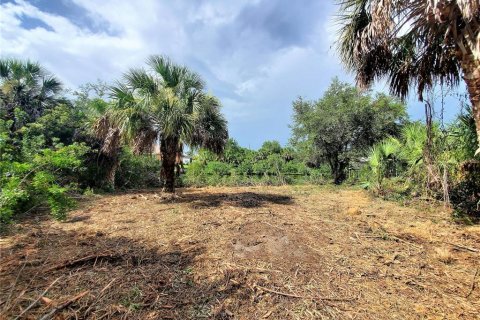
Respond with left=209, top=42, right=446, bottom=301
left=290, top=78, right=407, bottom=184
left=336, top=0, right=480, bottom=153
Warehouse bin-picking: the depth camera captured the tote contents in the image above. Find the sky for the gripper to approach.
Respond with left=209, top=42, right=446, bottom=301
left=0, top=0, right=467, bottom=149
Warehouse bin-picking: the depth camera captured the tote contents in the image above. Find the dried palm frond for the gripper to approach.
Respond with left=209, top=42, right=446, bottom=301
left=132, top=129, right=157, bottom=155
left=336, top=0, right=478, bottom=97
left=100, top=127, right=121, bottom=157
left=189, top=94, right=228, bottom=154
left=92, top=115, right=111, bottom=141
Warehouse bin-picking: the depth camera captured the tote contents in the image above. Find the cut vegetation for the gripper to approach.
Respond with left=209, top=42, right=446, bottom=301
left=1, top=186, right=479, bottom=319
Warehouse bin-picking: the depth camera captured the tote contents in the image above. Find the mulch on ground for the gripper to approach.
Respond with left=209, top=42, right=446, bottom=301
left=1, top=185, right=479, bottom=319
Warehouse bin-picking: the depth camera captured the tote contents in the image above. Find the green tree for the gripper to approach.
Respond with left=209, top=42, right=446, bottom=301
left=0, top=58, right=64, bottom=132
left=110, top=55, right=228, bottom=192
left=223, top=139, right=248, bottom=165
left=336, top=0, right=480, bottom=153
left=290, top=78, right=407, bottom=184
left=257, top=140, right=282, bottom=159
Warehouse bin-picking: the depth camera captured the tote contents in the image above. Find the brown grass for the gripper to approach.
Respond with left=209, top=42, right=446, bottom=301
left=1, top=185, right=479, bottom=319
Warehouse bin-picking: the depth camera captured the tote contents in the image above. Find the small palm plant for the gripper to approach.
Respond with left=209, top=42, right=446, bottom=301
left=368, top=137, right=401, bottom=190
left=109, top=55, right=228, bottom=192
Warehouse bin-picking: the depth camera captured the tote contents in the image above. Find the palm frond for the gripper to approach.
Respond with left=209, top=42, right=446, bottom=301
left=189, top=94, right=228, bottom=154
left=335, top=0, right=477, bottom=99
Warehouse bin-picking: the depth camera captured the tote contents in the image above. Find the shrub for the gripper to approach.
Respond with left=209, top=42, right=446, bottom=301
left=115, top=150, right=162, bottom=189
left=0, top=143, right=90, bottom=223
left=450, top=161, right=480, bottom=219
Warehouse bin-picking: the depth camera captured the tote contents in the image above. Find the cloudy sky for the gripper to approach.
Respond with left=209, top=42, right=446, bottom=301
left=0, top=0, right=464, bottom=148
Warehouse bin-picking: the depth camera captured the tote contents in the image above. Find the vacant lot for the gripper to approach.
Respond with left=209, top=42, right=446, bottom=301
left=1, top=186, right=479, bottom=319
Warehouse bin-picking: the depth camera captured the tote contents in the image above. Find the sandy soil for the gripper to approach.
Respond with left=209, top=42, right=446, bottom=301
left=1, top=185, right=479, bottom=319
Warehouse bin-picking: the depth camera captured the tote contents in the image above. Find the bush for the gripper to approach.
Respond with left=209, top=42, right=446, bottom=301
left=115, top=150, right=162, bottom=189
left=0, top=143, right=90, bottom=223
left=450, top=161, right=480, bottom=219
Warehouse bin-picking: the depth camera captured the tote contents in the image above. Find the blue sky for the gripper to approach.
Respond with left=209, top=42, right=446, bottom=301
left=0, top=0, right=467, bottom=149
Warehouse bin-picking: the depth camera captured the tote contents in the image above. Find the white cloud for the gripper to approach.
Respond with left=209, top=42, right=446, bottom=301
left=0, top=0, right=346, bottom=148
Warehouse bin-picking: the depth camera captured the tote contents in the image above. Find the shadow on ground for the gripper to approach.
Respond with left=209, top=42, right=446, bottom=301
left=0, top=225, right=251, bottom=319
left=173, top=191, right=293, bottom=208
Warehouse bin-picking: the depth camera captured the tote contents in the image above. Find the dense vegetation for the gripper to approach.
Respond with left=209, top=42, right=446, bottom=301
left=290, top=78, right=407, bottom=184
left=1, top=56, right=479, bottom=224
left=0, top=56, right=228, bottom=222
left=183, top=139, right=324, bottom=186
left=336, top=0, right=480, bottom=153
left=185, top=80, right=479, bottom=219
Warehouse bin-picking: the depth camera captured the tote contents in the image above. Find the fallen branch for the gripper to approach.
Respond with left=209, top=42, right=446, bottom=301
left=255, top=285, right=356, bottom=302
left=466, top=267, right=479, bottom=298
left=5, top=261, right=27, bottom=308
left=13, top=276, right=62, bottom=320
left=444, top=241, right=479, bottom=253
left=46, top=252, right=116, bottom=271
left=83, top=278, right=116, bottom=316
left=39, top=290, right=89, bottom=320
left=388, top=235, right=423, bottom=250
left=363, top=233, right=424, bottom=250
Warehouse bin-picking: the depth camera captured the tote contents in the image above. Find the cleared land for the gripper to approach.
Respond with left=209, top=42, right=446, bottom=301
left=1, top=185, right=479, bottom=319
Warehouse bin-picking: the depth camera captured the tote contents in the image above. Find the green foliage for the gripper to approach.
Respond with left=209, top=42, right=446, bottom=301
left=290, top=78, right=407, bottom=184
left=0, top=58, right=64, bottom=131
left=450, top=161, right=480, bottom=218
left=183, top=139, right=325, bottom=187
left=368, top=137, right=401, bottom=190
left=0, top=119, right=14, bottom=161
left=0, top=174, right=29, bottom=222
left=0, top=143, right=89, bottom=223
left=257, top=141, right=282, bottom=159
left=362, top=107, right=479, bottom=217
left=109, top=55, right=228, bottom=192
left=2, top=57, right=479, bottom=224
left=115, top=150, right=162, bottom=189
left=23, top=104, right=82, bottom=146
left=449, top=106, right=479, bottom=161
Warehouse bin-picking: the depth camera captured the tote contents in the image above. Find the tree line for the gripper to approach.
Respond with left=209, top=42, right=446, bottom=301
left=2, top=0, right=480, bottom=222
left=1, top=56, right=479, bottom=224
left=0, top=56, right=228, bottom=222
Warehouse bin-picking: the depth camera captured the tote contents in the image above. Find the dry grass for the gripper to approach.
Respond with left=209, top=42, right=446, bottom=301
left=1, top=185, right=479, bottom=319
left=434, top=247, right=455, bottom=264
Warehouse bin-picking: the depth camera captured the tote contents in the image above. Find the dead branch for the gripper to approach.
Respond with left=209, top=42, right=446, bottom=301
left=255, top=285, right=356, bottom=302
left=466, top=267, right=479, bottom=298
left=46, top=252, right=116, bottom=271
left=82, top=278, right=116, bottom=316
left=444, top=242, right=479, bottom=253
left=39, top=290, right=89, bottom=320
left=13, top=276, right=62, bottom=320
left=5, top=261, right=27, bottom=308
left=223, top=262, right=281, bottom=273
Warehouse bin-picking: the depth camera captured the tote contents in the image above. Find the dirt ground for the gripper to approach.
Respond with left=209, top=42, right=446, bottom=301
left=1, top=185, right=479, bottom=319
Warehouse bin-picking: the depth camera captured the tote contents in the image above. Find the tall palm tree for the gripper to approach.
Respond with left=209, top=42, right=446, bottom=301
left=336, top=0, right=480, bottom=153
left=110, top=55, right=228, bottom=192
left=0, top=58, right=63, bottom=131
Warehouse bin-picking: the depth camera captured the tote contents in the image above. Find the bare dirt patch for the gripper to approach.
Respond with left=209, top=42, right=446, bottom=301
left=1, top=185, right=479, bottom=319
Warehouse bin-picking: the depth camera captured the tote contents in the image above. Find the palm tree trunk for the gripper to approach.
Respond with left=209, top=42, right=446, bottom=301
left=460, top=52, right=480, bottom=154
left=160, top=136, right=178, bottom=193
left=105, top=158, right=119, bottom=190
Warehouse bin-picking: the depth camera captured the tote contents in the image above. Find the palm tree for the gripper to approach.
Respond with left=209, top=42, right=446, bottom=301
left=0, top=58, right=63, bottom=131
left=368, top=137, right=401, bottom=189
left=336, top=0, right=480, bottom=153
left=83, top=98, right=122, bottom=188
left=110, top=55, right=228, bottom=192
